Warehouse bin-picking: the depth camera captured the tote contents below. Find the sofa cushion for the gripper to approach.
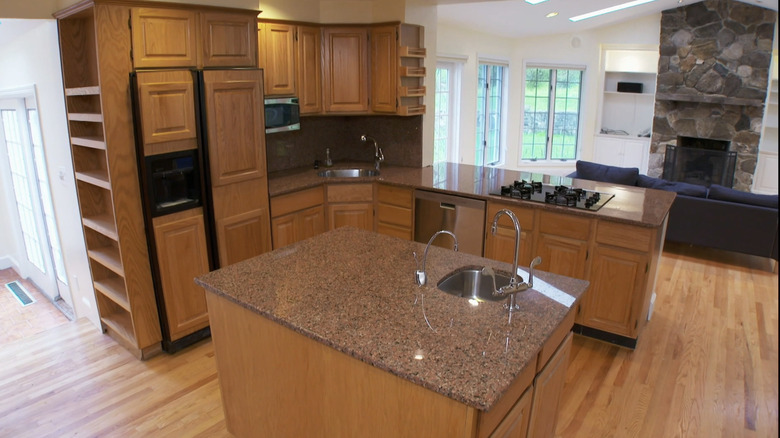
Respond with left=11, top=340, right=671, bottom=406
left=659, top=180, right=708, bottom=197
left=636, top=174, right=666, bottom=189
left=575, top=160, right=639, bottom=186
left=708, top=184, right=779, bottom=208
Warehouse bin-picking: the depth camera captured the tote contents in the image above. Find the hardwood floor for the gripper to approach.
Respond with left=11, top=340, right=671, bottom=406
left=0, top=268, right=70, bottom=346
left=0, top=244, right=776, bottom=437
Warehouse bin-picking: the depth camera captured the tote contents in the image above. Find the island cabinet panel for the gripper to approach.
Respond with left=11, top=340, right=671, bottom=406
left=205, top=294, right=479, bottom=438
left=296, top=25, right=323, bottom=114
left=322, top=27, right=369, bottom=113
left=375, top=183, right=414, bottom=240
left=270, top=186, right=326, bottom=249
left=257, top=22, right=296, bottom=96
left=152, top=208, right=210, bottom=341
left=535, top=211, right=592, bottom=280
left=484, top=201, right=536, bottom=267
left=130, top=8, right=198, bottom=68
left=199, top=10, right=257, bottom=68
left=527, top=332, right=573, bottom=438
left=488, top=387, right=533, bottom=438
left=326, top=183, right=374, bottom=231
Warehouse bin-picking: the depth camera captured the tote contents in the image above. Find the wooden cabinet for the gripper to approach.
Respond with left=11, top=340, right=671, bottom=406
left=201, top=69, right=271, bottom=267
left=397, top=23, right=427, bottom=116
left=375, top=183, right=414, bottom=240
left=369, top=23, right=426, bottom=115
left=258, top=22, right=297, bottom=96
left=527, top=332, right=573, bottom=438
left=326, top=183, right=373, bottom=230
left=370, top=25, right=398, bottom=113
left=270, top=186, right=326, bottom=249
left=200, top=10, right=257, bottom=67
left=130, top=8, right=198, bottom=68
left=322, top=27, right=369, bottom=113
left=57, top=3, right=162, bottom=359
left=484, top=201, right=536, bottom=267
left=535, top=211, right=591, bottom=280
left=296, top=25, right=323, bottom=114
left=488, top=387, right=533, bottom=438
left=151, top=208, right=210, bottom=342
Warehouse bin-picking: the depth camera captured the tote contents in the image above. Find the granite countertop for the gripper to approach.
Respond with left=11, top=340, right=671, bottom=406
left=196, top=227, right=588, bottom=411
left=267, top=162, right=676, bottom=227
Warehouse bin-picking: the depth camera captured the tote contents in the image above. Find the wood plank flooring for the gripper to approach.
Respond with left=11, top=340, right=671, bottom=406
left=0, top=243, right=776, bottom=437
left=0, top=268, right=70, bottom=346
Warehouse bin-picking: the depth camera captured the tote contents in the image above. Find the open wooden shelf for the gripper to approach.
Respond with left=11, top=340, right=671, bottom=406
left=93, top=277, right=130, bottom=312
left=400, top=86, right=426, bottom=97
left=400, top=66, right=425, bottom=77
left=71, top=136, right=106, bottom=149
left=82, top=214, right=119, bottom=240
left=399, top=46, right=426, bottom=58
left=398, top=104, right=425, bottom=116
left=88, top=245, right=124, bottom=276
left=75, top=170, right=110, bottom=189
left=65, top=86, right=100, bottom=96
left=68, top=112, right=104, bottom=123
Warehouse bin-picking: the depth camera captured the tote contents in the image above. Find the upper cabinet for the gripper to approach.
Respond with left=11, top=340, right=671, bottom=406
left=131, top=6, right=257, bottom=69
left=200, top=11, right=257, bottom=67
left=258, top=19, right=426, bottom=116
left=258, top=22, right=297, bottom=96
left=322, top=26, right=370, bottom=113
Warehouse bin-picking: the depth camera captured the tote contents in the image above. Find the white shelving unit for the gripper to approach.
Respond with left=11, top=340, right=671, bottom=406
left=754, top=51, right=778, bottom=194
left=594, top=48, right=658, bottom=174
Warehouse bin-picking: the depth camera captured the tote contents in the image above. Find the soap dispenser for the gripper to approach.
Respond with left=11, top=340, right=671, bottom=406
left=325, top=148, right=333, bottom=167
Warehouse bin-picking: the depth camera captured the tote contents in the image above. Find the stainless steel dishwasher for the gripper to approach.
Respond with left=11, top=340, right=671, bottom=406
left=414, top=190, right=486, bottom=256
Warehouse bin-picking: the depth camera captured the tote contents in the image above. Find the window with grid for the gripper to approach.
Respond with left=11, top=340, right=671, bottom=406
left=522, top=66, right=583, bottom=161
left=476, top=63, right=505, bottom=167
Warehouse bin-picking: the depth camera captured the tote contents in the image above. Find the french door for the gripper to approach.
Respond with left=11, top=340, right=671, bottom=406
left=0, top=88, right=68, bottom=301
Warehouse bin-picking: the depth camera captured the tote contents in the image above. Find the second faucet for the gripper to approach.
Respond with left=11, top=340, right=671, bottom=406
left=361, top=135, right=384, bottom=171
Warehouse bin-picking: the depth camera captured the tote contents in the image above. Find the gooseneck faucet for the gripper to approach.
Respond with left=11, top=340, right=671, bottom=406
left=483, top=209, right=543, bottom=319
left=361, top=135, right=384, bottom=171
left=414, top=230, right=458, bottom=286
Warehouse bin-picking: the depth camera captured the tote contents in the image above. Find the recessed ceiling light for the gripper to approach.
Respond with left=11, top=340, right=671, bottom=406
left=546, top=11, right=559, bottom=18
left=569, top=0, right=657, bottom=22
left=525, top=0, right=549, bottom=4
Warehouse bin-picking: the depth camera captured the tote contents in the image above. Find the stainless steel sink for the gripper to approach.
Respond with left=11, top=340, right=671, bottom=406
left=317, top=168, right=379, bottom=178
left=436, top=266, right=515, bottom=302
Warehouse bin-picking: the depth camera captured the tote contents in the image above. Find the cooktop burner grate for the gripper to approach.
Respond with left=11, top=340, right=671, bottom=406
left=492, top=180, right=614, bottom=211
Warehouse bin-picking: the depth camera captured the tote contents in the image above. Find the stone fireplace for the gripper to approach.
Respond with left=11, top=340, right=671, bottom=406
left=650, top=0, right=777, bottom=192
left=663, top=135, right=737, bottom=186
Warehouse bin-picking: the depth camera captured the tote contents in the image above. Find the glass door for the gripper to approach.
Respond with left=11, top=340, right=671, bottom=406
left=0, top=90, right=68, bottom=301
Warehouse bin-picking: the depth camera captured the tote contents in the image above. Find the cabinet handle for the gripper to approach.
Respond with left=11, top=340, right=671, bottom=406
left=585, top=250, right=589, bottom=260
left=645, top=263, right=649, bottom=274
left=440, top=202, right=456, bottom=210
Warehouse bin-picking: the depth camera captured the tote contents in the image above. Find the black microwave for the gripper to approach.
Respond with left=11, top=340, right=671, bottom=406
left=264, top=97, right=300, bottom=134
left=145, top=150, right=202, bottom=217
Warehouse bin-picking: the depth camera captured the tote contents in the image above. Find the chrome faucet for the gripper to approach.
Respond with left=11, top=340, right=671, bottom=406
left=361, top=135, right=384, bottom=171
left=414, top=230, right=458, bottom=286
left=483, top=209, right=542, bottom=316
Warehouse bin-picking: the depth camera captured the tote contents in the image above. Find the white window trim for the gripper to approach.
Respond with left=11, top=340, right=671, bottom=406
left=519, top=61, right=587, bottom=165
left=435, top=55, right=466, bottom=164
left=476, top=56, right=509, bottom=167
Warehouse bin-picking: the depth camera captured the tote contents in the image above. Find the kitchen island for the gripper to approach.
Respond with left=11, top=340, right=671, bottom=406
left=196, top=227, right=588, bottom=437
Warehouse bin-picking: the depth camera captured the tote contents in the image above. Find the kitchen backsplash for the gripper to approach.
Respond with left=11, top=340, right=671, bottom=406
left=265, top=115, right=423, bottom=173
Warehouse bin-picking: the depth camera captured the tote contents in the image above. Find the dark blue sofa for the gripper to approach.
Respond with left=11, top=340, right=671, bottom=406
left=568, top=160, right=779, bottom=261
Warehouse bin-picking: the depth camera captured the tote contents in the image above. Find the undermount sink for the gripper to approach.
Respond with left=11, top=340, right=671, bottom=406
left=317, top=168, right=379, bottom=178
left=436, top=266, right=516, bottom=302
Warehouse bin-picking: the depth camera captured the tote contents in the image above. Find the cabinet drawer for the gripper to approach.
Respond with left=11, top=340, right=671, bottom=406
left=596, top=220, right=652, bottom=251
left=377, top=184, right=413, bottom=208
left=271, top=186, right=324, bottom=217
left=487, top=201, right=535, bottom=230
left=327, top=183, right=373, bottom=202
left=539, top=211, right=591, bottom=241
left=377, top=204, right=412, bottom=228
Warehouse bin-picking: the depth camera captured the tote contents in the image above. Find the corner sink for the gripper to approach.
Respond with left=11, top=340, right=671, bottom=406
left=317, top=168, right=379, bottom=178
left=436, top=266, right=515, bottom=302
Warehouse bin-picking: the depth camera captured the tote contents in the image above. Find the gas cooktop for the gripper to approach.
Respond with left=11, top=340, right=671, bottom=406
left=491, top=180, right=614, bottom=211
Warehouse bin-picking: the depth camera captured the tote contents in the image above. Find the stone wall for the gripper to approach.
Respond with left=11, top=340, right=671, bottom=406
left=650, top=0, right=776, bottom=191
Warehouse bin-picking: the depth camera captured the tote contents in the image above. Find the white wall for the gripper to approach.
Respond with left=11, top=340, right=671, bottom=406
left=437, top=13, right=661, bottom=175
left=0, top=20, right=98, bottom=327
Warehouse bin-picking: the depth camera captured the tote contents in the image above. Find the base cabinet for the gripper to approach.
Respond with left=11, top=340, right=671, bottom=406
left=375, top=184, right=414, bottom=240
left=326, top=183, right=374, bottom=231
left=527, top=333, right=573, bottom=438
left=270, top=186, right=326, bottom=249
left=484, top=201, right=535, bottom=266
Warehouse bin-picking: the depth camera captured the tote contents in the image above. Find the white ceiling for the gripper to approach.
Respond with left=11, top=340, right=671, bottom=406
left=437, top=0, right=779, bottom=39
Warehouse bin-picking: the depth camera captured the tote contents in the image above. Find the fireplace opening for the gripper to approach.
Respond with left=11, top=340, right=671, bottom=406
left=662, top=136, right=736, bottom=188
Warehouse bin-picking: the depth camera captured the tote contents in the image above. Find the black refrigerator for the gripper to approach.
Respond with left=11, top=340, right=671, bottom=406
left=130, top=68, right=271, bottom=352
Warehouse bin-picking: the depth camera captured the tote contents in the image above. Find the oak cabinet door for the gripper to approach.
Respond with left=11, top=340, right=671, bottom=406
left=322, top=27, right=369, bottom=113
left=131, top=8, right=197, bottom=68
left=489, top=386, right=533, bottom=438
left=296, top=25, right=323, bottom=114
left=259, top=22, right=296, bottom=95
left=216, top=207, right=272, bottom=267
left=153, top=209, right=210, bottom=341
left=133, top=70, right=197, bottom=155
left=328, top=203, right=373, bottom=231
left=370, top=25, right=398, bottom=113
left=527, top=332, right=573, bottom=438
left=535, top=233, right=588, bottom=280
left=202, top=69, right=266, bottom=187
left=200, top=11, right=257, bottom=68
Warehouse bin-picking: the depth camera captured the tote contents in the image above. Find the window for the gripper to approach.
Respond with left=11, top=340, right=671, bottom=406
left=434, top=60, right=462, bottom=164
left=522, top=66, right=583, bottom=161
left=475, top=62, right=506, bottom=166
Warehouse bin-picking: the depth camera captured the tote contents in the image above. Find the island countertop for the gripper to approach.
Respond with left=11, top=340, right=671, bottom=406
left=195, top=227, right=588, bottom=411
left=267, top=162, right=676, bottom=227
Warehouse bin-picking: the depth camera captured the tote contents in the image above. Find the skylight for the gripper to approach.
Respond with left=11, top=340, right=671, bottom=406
left=569, top=0, right=657, bottom=22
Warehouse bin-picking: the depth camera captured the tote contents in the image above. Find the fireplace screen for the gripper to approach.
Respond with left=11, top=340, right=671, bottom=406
left=662, top=144, right=737, bottom=188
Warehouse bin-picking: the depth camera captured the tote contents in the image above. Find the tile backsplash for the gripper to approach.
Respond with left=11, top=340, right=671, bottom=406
left=265, top=115, right=423, bottom=173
